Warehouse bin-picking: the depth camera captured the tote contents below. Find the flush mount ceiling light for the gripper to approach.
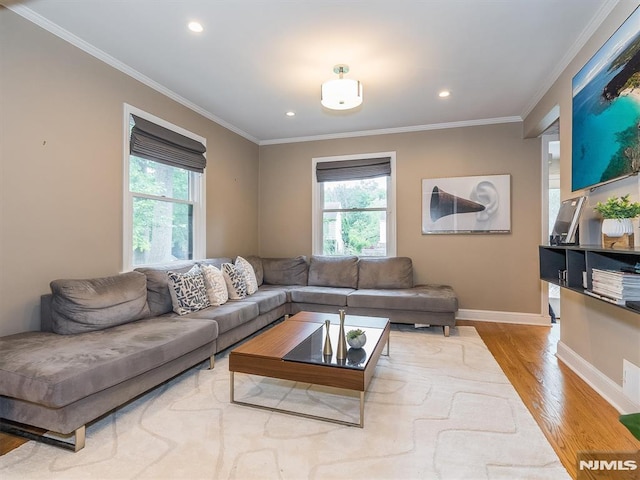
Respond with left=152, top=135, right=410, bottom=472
left=321, top=64, right=363, bottom=110
left=188, top=21, right=203, bottom=33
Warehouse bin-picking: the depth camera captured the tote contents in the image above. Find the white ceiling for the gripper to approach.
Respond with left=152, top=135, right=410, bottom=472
left=4, top=0, right=616, bottom=144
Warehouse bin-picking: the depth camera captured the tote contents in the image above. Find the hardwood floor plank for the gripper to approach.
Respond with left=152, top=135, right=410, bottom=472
left=0, top=432, right=27, bottom=456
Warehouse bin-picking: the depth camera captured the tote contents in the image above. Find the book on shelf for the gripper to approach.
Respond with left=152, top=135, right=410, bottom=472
left=591, top=284, right=640, bottom=301
left=583, top=289, right=627, bottom=305
left=592, top=268, right=640, bottom=280
left=591, top=269, right=640, bottom=289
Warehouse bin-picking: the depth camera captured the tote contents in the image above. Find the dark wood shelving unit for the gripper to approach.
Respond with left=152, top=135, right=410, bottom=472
left=539, top=244, right=640, bottom=313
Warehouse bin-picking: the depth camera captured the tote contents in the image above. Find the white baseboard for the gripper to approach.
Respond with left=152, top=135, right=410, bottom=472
left=456, top=308, right=551, bottom=326
left=556, top=341, right=640, bottom=414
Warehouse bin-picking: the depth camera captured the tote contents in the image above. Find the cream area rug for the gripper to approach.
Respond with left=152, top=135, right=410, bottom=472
left=0, top=326, right=569, bottom=480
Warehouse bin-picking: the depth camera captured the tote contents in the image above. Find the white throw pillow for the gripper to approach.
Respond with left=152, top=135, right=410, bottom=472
left=235, top=256, right=258, bottom=295
left=200, top=264, right=229, bottom=306
left=167, top=265, right=210, bottom=315
left=222, top=263, right=247, bottom=299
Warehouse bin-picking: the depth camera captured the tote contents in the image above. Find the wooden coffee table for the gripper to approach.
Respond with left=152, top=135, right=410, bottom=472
left=228, top=311, right=390, bottom=427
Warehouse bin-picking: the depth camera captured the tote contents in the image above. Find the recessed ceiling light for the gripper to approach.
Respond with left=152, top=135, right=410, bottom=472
left=285, top=111, right=295, bottom=117
left=188, top=21, right=203, bottom=33
left=438, top=90, right=451, bottom=98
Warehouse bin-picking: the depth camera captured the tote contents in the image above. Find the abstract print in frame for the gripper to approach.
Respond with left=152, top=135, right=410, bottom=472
left=422, top=174, right=511, bottom=234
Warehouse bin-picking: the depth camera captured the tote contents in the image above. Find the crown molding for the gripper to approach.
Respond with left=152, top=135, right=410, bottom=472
left=520, top=0, right=620, bottom=119
left=259, top=116, right=522, bottom=146
left=6, top=4, right=260, bottom=145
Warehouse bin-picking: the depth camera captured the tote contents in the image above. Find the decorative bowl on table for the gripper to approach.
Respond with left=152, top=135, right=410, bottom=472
left=346, top=329, right=367, bottom=349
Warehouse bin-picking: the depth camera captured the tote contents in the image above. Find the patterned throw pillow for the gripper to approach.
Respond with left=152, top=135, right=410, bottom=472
left=222, top=263, right=247, bottom=299
left=200, top=264, right=229, bottom=306
left=167, top=265, right=210, bottom=315
left=235, top=256, right=258, bottom=295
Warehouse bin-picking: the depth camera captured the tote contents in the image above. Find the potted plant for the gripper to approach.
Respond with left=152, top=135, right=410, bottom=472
left=594, top=194, right=640, bottom=239
left=346, top=328, right=367, bottom=349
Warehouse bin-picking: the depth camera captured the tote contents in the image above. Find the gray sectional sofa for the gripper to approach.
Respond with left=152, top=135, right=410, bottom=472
left=0, top=255, right=457, bottom=451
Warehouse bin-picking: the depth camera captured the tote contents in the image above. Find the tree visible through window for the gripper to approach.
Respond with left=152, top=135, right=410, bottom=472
left=124, top=107, right=205, bottom=269
left=322, top=177, right=388, bottom=256
left=314, top=152, right=395, bottom=257
left=129, top=156, right=193, bottom=265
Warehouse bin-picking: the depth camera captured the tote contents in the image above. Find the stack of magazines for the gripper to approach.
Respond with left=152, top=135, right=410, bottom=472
left=588, top=268, right=640, bottom=305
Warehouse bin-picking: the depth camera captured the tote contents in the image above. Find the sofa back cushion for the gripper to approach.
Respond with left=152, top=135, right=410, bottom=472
left=50, top=271, right=150, bottom=334
left=135, top=260, right=198, bottom=316
left=308, top=255, right=359, bottom=288
left=262, top=256, right=308, bottom=285
left=136, top=258, right=232, bottom=316
left=244, top=255, right=264, bottom=286
left=357, top=257, right=414, bottom=289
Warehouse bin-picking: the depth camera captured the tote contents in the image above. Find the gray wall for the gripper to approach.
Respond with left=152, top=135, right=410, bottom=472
left=0, top=8, right=260, bottom=336
left=259, top=123, right=542, bottom=314
left=524, top=0, right=640, bottom=391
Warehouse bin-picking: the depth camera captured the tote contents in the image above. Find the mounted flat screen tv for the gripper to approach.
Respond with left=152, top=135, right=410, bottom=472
left=572, top=7, right=640, bottom=192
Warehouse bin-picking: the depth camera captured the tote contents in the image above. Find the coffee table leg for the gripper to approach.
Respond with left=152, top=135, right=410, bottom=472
left=230, top=371, right=235, bottom=402
left=359, top=391, right=365, bottom=428
left=382, top=336, right=390, bottom=356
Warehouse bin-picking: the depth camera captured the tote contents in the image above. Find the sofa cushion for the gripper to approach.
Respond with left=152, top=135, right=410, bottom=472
left=358, top=257, right=414, bottom=289
left=308, top=255, right=359, bottom=288
left=179, top=301, right=259, bottom=334
left=199, top=257, right=233, bottom=269
left=135, top=260, right=198, bottom=316
left=167, top=266, right=210, bottom=315
left=135, top=258, right=232, bottom=316
left=256, top=284, right=299, bottom=303
left=0, top=317, right=218, bottom=408
left=50, top=272, right=151, bottom=335
left=237, top=288, right=287, bottom=314
left=200, top=264, right=229, bottom=306
left=245, top=255, right=264, bottom=286
left=235, top=256, right=258, bottom=294
left=347, top=285, right=458, bottom=312
left=290, top=286, right=354, bottom=307
left=262, top=256, right=308, bottom=285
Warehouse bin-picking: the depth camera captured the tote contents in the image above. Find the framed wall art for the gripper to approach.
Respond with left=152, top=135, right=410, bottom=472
left=422, top=174, right=511, bottom=234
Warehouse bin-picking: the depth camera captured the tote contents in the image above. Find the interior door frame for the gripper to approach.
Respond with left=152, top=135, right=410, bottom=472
left=541, top=132, right=559, bottom=319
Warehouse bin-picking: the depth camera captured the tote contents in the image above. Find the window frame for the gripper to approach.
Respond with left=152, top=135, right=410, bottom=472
left=122, top=104, right=206, bottom=271
left=312, top=152, right=396, bottom=257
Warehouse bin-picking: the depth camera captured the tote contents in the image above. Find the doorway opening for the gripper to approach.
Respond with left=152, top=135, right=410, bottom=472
left=542, top=125, right=560, bottom=321
left=547, top=138, right=560, bottom=320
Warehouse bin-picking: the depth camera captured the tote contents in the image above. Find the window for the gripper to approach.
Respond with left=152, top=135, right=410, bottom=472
left=312, top=153, right=396, bottom=256
left=123, top=105, right=206, bottom=270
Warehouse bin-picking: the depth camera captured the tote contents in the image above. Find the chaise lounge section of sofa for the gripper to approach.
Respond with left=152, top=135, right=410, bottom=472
left=0, top=271, right=218, bottom=451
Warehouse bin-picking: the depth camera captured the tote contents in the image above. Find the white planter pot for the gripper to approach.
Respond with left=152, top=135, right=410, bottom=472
left=601, top=218, right=634, bottom=238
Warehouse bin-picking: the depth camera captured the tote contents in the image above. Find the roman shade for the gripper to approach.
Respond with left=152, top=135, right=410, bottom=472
left=130, top=115, right=207, bottom=173
left=316, top=157, right=391, bottom=182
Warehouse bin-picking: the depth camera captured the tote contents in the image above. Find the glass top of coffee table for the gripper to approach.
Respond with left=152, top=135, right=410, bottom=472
left=283, top=322, right=385, bottom=370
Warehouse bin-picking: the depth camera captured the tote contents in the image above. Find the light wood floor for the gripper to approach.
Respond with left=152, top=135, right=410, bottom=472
left=1, top=320, right=638, bottom=479
left=458, top=319, right=639, bottom=480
